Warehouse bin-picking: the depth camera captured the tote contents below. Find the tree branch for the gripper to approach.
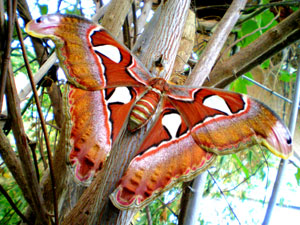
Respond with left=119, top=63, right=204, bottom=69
left=0, top=129, right=33, bottom=212
left=18, top=0, right=64, bottom=129
left=186, top=0, right=248, bottom=86
left=6, top=63, right=50, bottom=224
left=0, top=0, right=17, bottom=113
left=204, top=9, right=300, bottom=88
left=16, top=19, right=58, bottom=225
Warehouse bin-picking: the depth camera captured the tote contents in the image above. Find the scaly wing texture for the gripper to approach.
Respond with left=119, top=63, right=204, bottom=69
left=67, top=86, right=111, bottom=181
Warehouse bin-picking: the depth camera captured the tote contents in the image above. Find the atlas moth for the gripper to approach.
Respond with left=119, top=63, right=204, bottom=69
left=25, top=14, right=292, bottom=210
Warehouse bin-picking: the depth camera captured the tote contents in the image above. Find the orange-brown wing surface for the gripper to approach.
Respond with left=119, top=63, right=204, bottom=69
left=25, top=14, right=152, bottom=90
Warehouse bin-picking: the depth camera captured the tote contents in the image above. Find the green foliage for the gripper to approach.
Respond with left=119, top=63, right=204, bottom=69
left=295, top=168, right=300, bottom=186
left=279, top=70, right=296, bottom=82
left=261, top=59, right=270, bottom=69
left=240, top=19, right=260, bottom=47
left=230, top=72, right=253, bottom=94
left=257, top=10, right=278, bottom=32
left=38, top=4, right=48, bottom=15
left=232, top=154, right=250, bottom=178
left=0, top=168, right=27, bottom=224
left=132, top=186, right=182, bottom=225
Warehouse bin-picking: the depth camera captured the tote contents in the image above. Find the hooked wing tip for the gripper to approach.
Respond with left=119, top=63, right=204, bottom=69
left=259, top=119, right=293, bottom=159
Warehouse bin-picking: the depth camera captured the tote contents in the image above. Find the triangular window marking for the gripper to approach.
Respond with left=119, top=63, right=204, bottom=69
left=162, top=113, right=182, bottom=139
left=106, top=87, right=131, bottom=104
left=93, top=45, right=121, bottom=63
left=203, top=95, right=232, bottom=115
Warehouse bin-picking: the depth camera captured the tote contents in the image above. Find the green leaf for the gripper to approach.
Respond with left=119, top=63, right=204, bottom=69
left=261, top=59, right=270, bottom=69
left=232, top=154, right=249, bottom=178
left=65, top=7, right=81, bottom=16
left=295, top=168, right=300, bottom=186
left=230, top=73, right=253, bottom=94
left=243, top=72, right=254, bottom=86
left=39, top=4, right=48, bottom=15
left=259, top=10, right=277, bottom=32
left=248, top=151, right=253, bottom=165
left=279, top=71, right=295, bottom=82
left=241, top=20, right=260, bottom=46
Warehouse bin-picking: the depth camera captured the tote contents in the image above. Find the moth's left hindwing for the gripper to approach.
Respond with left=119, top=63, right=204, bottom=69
left=67, top=86, right=111, bottom=181
left=26, top=14, right=292, bottom=209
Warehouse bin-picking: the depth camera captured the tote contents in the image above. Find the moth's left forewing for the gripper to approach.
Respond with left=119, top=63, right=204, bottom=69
left=167, top=86, right=292, bottom=159
left=88, top=27, right=153, bottom=88
left=25, top=14, right=153, bottom=91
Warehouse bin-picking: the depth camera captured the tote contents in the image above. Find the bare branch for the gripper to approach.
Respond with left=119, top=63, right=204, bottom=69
left=16, top=19, right=58, bottom=225
left=101, top=0, right=134, bottom=36
left=0, top=0, right=17, bottom=113
left=170, top=9, right=195, bottom=84
left=208, top=171, right=241, bottom=225
left=186, top=0, right=248, bottom=86
left=204, top=9, right=300, bottom=88
left=131, top=1, right=137, bottom=45
left=0, top=130, right=33, bottom=210
left=6, top=63, right=50, bottom=224
left=136, top=0, right=153, bottom=35
left=145, top=206, right=152, bottom=225
left=18, top=0, right=64, bottom=128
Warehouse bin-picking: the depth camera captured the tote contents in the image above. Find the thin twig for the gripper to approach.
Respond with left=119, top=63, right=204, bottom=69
left=145, top=206, right=152, bottom=225
left=236, top=7, right=268, bottom=26
left=0, top=0, right=17, bottom=113
left=15, top=19, right=58, bottom=225
left=0, top=184, right=32, bottom=225
left=28, top=137, right=40, bottom=182
left=45, top=121, right=61, bottom=131
left=222, top=160, right=265, bottom=193
left=261, top=148, right=270, bottom=206
left=156, top=188, right=183, bottom=219
left=196, top=1, right=300, bottom=11
left=132, top=0, right=137, bottom=45
left=186, top=0, right=248, bottom=86
left=158, top=199, right=178, bottom=220
left=208, top=170, right=241, bottom=225
left=123, top=15, right=131, bottom=49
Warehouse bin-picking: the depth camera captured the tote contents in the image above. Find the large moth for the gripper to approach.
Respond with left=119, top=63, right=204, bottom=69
left=25, top=14, right=292, bottom=209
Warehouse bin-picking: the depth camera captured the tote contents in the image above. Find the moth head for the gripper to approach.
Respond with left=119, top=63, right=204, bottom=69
left=25, top=14, right=62, bottom=40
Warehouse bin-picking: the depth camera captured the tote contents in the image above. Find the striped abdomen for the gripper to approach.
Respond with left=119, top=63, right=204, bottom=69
left=128, top=89, right=161, bottom=132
